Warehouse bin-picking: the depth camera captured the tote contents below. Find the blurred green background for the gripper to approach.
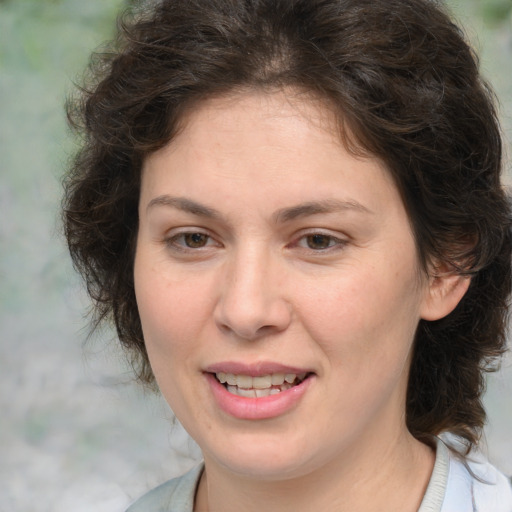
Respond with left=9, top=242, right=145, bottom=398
left=1, top=0, right=511, bottom=510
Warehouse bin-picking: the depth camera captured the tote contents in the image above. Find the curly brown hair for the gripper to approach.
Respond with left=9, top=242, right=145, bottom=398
left=63, top=0, right=511, bottom=450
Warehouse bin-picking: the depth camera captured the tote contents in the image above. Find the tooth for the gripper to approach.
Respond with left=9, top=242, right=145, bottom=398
left=269, top=388, right=281, bottom=395
left=252, top=375, right=272, bottom=389
left=237, top=387, right=256, bottom=398
left=221, top=372, right=304, bottom=390
left=271, top=373, right=285, bottom=385
left=255, top=388, right=271, bottom=397
left=227, top=385, right=238, bottom=394
left=236, top=375, right=252, bottom=388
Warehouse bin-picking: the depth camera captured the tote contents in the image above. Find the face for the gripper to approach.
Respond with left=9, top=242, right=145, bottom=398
left=134, top=90, right=432, bottom=480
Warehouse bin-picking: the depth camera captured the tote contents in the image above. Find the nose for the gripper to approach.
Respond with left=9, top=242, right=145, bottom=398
left=214, top=248, right=292, bottom=341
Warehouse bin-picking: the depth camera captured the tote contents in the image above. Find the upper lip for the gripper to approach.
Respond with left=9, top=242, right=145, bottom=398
left=205, top=361, right=313, bottom=377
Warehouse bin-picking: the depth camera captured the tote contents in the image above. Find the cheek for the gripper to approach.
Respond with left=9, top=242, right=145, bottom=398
left=136, top=278, right=201, bottom=352
left=296, top=263, right=423, bottom=368
left=134, top=258, right=223, bottom=388
left=134, top=252, right=189, bottom=355
left=134, top=263, right=205, bottom=405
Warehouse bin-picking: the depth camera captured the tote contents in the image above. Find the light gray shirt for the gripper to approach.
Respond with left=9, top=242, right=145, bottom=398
left=127, top=439, right=512, bottom=511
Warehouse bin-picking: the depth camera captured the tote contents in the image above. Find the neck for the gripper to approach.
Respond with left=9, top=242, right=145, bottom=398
left=194, top=429, right=435, bottom=512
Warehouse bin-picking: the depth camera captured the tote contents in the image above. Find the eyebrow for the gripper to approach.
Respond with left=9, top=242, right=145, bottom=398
left=146, top=195, right=222, bottom=219
left=146, top=195, right=373, bottom=222
left=273, top=199, right=373, bottom=223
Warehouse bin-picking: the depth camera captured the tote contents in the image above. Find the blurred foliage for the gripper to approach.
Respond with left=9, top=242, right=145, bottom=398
left=480, top=0, right=512, bottom=25
left=0, top=0, right=127, bottom=75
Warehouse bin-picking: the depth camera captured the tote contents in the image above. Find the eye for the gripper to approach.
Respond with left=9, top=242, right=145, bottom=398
left=295, top=232, right=346, bottom=251
left=181, top=232, right=210, bottom=248
left=304, top=234, right=336, bottom=250
left=166, top=231, right=218, bottom=250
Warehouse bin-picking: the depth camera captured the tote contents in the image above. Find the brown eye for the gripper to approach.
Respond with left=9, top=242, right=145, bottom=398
left=305, top=234, right=334, bottom=250
left=183, top=233, right=209, bottom=248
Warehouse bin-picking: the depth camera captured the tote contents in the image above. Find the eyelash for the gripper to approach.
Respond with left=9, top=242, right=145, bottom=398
left=291, top=232, right=347, bottom=253
left=164, top=229, right=347, bottom=254
left=164, top=230, right=220, bottom=252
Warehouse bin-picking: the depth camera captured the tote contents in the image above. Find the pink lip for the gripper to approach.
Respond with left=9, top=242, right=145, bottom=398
left=205, top=363, right=314, bottom=420
left=205, top=361, right=312, bottom=377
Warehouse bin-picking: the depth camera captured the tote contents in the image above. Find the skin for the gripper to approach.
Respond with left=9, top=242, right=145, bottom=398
left=134, top=90, right=469, bottom=511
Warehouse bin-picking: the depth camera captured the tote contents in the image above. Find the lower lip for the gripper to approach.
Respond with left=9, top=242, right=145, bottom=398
left=206, top=373, right=313, bottom=420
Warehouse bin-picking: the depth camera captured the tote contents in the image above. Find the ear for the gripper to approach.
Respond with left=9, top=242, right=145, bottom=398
left=420, top=264, right=471, bottom=321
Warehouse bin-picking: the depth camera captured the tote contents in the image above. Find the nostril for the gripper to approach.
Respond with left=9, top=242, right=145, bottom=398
left=213, top=274, right=292, bottom=340
left=216, top=319, right=283, bottom=341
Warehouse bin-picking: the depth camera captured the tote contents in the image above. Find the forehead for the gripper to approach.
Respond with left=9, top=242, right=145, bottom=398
left=144, top=88, right=386, bottom=181
left=140, top=90, right=408, bottom=232
left=179, top=89, right=342, bottom=148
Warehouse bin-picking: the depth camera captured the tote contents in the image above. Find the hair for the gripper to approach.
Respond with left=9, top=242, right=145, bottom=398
left=63, top=0, right=511, bottom=451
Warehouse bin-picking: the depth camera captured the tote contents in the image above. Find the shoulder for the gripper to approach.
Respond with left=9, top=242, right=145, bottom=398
left=443, top=441, right=512, bottom=512
left=126, top=464, right=204, bottom=512
left=421, top=437, right=512, bottom=512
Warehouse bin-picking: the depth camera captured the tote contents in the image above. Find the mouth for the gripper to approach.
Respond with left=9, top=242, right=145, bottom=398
left=213, top=372, right=310, bottom=398
left=206, top=365, right=315, bottom=419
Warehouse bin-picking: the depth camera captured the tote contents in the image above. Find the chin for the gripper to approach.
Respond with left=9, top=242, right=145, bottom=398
left=202, top=431, right=322, bottom=481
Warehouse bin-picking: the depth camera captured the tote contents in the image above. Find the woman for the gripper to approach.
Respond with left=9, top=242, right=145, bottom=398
left=63, top=0, right=512, bottom=510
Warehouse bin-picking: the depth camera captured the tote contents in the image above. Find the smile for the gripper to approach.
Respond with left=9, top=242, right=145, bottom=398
left=215, top=372, right=309, bottom=398
left=206, top=368, right=314, bottom=420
